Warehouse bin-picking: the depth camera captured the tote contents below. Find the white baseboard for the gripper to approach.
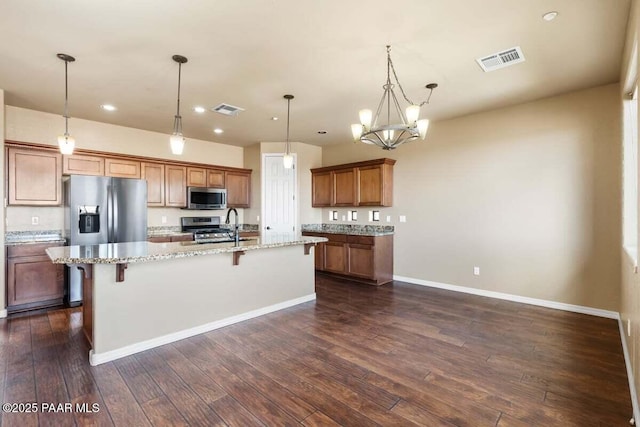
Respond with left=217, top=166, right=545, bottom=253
left=393, top=275, right=618, bottom=319
left=89, top=293, right=316, bottom=366
left=0, top=309, right=6, bottom=319
left=617, top=316, right=640, bottom=424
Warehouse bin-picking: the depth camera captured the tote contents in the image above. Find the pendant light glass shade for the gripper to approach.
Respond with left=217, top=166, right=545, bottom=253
left=57, top=53, right=76, bottom=155
left=170, top=55, right=188, bottom=155
left=283, top=94, right=295, bottom=169
left=170, top=134, right=185, bottom=155
left=57, top=134, right=75, bottom=155
left=417, top=119, right=430, bottom=140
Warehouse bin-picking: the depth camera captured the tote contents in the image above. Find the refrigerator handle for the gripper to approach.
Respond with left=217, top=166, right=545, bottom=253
left=107, top=184, right=114, bottom=243
left=112, top=185, right=119, bottom=242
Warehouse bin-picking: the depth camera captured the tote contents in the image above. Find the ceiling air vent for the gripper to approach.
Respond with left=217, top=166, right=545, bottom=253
left=476, top=46, right=525, bottom=72
left=212, top=103, right=245, bottom=116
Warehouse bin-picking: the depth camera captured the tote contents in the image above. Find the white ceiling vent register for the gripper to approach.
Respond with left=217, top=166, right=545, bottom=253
left=212, top=103, right=245, bottom=116
left=476, top=46, right=525, bottom=72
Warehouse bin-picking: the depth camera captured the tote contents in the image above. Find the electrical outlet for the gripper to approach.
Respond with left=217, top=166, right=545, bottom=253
left=473, top=266, right=480, bottom=276
left=161, top=216, right=167, bottom=224
left=628, top=319, right=632, bottom=337
left=399, top=215, right=407, bottom=223
left=256, top=215, right=260, bottom=221
left=386, top=215, right=391, bottom=223
left=31, top=216, right=39, bottom=225
left=342, top=215, right=346, bottom=221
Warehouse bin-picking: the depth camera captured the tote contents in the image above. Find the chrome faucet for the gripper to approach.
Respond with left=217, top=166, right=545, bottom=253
left=224, top=207, right=239, bottom=244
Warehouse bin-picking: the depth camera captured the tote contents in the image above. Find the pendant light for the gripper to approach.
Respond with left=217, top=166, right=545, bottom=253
left=170, top=55, right=188, bottom=155
left=283, top=94, right=294, bottom=169
left=57, top=53, right=76, bottom=155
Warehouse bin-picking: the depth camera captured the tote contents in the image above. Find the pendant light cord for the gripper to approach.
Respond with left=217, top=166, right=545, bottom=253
left=64, top=59, right=69, bottom=135
left=286, top=97, right=291, bottom=154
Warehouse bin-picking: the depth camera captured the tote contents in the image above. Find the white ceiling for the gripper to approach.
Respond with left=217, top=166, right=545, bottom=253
left=0, top=0, right=631, bottom=148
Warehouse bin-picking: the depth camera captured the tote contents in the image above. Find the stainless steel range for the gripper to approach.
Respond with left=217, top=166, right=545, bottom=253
left=181, top=216, right=235, bottom=243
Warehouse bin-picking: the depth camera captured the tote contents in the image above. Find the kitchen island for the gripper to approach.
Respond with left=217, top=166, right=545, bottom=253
left=46, top=235, right=327, bottom=365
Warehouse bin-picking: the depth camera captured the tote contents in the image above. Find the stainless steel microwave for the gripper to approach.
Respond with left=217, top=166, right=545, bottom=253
left=187, top=187, right=227, bottom=210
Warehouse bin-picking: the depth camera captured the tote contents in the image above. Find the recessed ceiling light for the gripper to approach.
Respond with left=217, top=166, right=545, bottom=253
left=193, top=106, right=206, bottom=113
left=213, top=128, right=224, bottom=134
left=101, top=104, right=117, bottom=112
left=271, top=117, right=279, bottom=121
left=317, top=130, right=327, bottom=134
left=542, top=11, right=558, bottom=21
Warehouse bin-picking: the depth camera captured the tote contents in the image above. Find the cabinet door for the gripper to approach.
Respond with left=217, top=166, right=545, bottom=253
left=141, top=163, right=165, bottom=206
left=315, top=242, right=325, bottom=270
left=186, top=167, right=207, bottom=187
left=63, top=154, right=105, bottom=176
left=105, top=158, right=141, bottom=178
left=324, top=242, right=347, bottom=273
left=347, top=243, right=375, bottom=279
left=7, top=147, right=62, bottom=205
left=207, top=169, right=225, bottom=188
left=333, top=168, right=357, bottom=206
left=165, top=165, right=187, bottom=207
left=7, top=255, right=64, bottom=307
left=312, top=171, right=333, bottom=207
left=226, top=171, right=251, bottom=208
left=148, top=236, right=171, bottom=243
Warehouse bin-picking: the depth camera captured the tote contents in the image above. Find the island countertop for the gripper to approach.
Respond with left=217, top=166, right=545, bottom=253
left=46, top=235, right=327, bottom=265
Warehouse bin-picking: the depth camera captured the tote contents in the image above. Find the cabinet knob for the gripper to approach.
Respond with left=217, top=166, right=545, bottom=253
left=266, top=226, right=271, bottom=230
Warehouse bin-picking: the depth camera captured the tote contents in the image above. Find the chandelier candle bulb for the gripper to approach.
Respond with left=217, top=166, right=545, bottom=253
left=351, top=123, right=363, bottom=141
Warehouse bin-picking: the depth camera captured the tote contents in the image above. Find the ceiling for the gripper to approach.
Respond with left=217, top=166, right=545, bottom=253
left=0, top=0, right=631, bottom=148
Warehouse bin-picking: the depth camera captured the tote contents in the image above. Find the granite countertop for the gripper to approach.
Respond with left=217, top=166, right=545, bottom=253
left=46, top=235, right=327, bottom=265
left=5, top=230, right=66, bottom=246
left=301, top=224, right=394, bottom=236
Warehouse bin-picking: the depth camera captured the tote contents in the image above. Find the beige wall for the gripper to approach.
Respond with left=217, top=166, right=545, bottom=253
left=4, top=106, right=246, bottom=229
left=620, top=0, right=640, bottom=413
left=323, top=83, right=622, bottom=311
left=244, top=141, right=323, bottom=233
left=0, top=90, right=5, bottom=315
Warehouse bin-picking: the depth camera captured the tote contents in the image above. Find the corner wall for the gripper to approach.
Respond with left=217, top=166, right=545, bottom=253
left=322, top=83, right=622, bottom=311
left=0, top=90, right=5, bottom=315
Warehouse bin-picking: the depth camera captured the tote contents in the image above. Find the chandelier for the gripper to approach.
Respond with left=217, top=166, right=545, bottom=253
left=351, top=45, right=437, bottom=150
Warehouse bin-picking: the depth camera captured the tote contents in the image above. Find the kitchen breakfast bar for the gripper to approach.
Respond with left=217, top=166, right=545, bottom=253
left=46, top=235, right=327, bottom=365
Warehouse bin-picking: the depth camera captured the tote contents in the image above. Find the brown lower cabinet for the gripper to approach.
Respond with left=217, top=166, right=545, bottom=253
left=302, top=232, right=393, bottom=285
left=6, top=243, right=65, bottom=313
left=148, top=234, right=194, bottom=243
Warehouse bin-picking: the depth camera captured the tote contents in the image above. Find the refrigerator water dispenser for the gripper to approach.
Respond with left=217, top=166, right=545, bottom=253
left=78, top=205, right=100, bottom=233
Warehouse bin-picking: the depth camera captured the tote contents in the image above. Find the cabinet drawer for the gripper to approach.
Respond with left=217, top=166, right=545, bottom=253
left=347, top=235, right=374, bottom=245
left=326, top=233, right=347, bottom=243
left=148, top=236, right=172, bottom=243
left=7, top=243, right=63, bottom=258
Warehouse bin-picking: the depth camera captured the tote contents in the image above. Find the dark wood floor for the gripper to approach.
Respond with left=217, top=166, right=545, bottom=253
left=0, top=274, right=633, bottom=426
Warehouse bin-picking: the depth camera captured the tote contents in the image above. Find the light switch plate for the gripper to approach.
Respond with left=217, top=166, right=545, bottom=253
left=161, top=216, right=167, bottom=224
left=31, top=216, right=39, bottom=225
left=399, top=215, right=407, bottom=223
left=386, top=216, right=391, bottom=223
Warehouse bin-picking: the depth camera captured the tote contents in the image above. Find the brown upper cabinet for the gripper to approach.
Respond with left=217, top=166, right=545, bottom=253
left=7, top=146, right=62, bottom=205
left=187, top=167, right=226, bottom=188
left=312, top=171, right=333, bottom=207
left=63, top=154, right=105, bottom=176
left=165, top=165, right=187, bottom=207
left=311, top=158, right=395, bottom=207
left=141, top=162, right=165, bottom=207
left=6, top=141, right=252, bottom=208
left=225, top=170, right=251, bottom=208
left=105, top=157, right=141, bottom=179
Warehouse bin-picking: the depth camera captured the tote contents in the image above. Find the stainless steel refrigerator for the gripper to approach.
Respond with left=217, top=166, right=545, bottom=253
left=64, top=175, right=148, bottom=306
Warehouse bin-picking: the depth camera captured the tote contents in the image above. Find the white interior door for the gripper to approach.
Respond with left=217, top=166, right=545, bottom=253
left=262, top=153, right=296, bottom=238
